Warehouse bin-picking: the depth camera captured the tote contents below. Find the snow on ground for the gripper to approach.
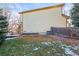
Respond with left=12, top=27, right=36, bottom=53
left=41, top=41, right=79, bottom=56
left=60, top=44, right=78, bottom=56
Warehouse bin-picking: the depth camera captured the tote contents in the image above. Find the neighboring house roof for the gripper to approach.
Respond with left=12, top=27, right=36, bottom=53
left=19, top=4, right=65, bottom=14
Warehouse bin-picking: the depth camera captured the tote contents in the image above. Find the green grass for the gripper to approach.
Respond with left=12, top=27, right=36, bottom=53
left=0, top=38, right=69, bottom=56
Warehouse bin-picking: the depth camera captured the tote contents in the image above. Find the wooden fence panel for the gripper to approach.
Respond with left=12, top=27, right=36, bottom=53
left=47, top=27, right=79, bottom=38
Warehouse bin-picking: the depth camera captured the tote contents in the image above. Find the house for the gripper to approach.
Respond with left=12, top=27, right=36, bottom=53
left=19, top=4, right=69, bottom=35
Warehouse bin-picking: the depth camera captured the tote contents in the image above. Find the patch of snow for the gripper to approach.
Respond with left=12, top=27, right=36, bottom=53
left=72, top=46, right=79, bottom=50
left=60, top=45, right=78, bottom=56
left=64, top=48, right=77, bottom=56
left=41, top=42, right=52, bottom=45
left=22, top=44, right=25, bottom=47
left=47, top=51, right=50, bottom=54
left=33, top=47, right=39, bottom=51
left=6, top=37, right=18, bottom=40
left=30, top=53, right=32, bottom=54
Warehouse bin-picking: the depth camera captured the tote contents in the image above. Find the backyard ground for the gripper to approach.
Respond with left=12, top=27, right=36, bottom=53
left=0, top=35, right=79, bottom=56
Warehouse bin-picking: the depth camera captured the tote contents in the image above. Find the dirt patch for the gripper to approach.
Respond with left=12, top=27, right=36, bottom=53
left=20, top=35, right=79, bottom=46
left=52, top=35, right=79, bottom=46
left=62, top=39, right=79, bottom=46
left=20, top=35, right=57, bottom=42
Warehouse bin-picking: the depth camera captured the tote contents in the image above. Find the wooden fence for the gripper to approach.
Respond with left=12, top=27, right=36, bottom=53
left=47, top=27, right=79, bottom=38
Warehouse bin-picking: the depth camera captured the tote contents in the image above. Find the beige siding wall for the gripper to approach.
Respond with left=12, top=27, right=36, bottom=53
left=22, top=7, right=66, bottom=33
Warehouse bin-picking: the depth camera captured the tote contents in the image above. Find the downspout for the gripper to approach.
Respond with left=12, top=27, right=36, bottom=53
left=66, top=18, right=68, bottom=28
left=21, top=14, right=23, bottom=34
left=19, top=14, right=23, bottom=35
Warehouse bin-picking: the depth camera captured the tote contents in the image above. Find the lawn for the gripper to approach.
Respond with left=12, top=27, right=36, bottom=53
left=0, top=35, right=79, bottom=56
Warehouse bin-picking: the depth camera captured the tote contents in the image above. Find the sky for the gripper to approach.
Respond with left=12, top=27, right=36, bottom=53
left=0, top=3, right=72, bottom=12
left=0, top=3, right=61, bottom=12
left=0, top=3, right=73, bottom=16
left=9, top=3, right=60, bottom=12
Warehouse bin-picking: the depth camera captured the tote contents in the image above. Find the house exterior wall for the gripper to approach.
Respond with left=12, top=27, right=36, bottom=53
left=21, top=7, right=67, bottom=33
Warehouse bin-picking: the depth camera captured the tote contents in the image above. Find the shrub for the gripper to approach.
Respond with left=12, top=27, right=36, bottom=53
left=0, top=16, right=8, bottom=46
